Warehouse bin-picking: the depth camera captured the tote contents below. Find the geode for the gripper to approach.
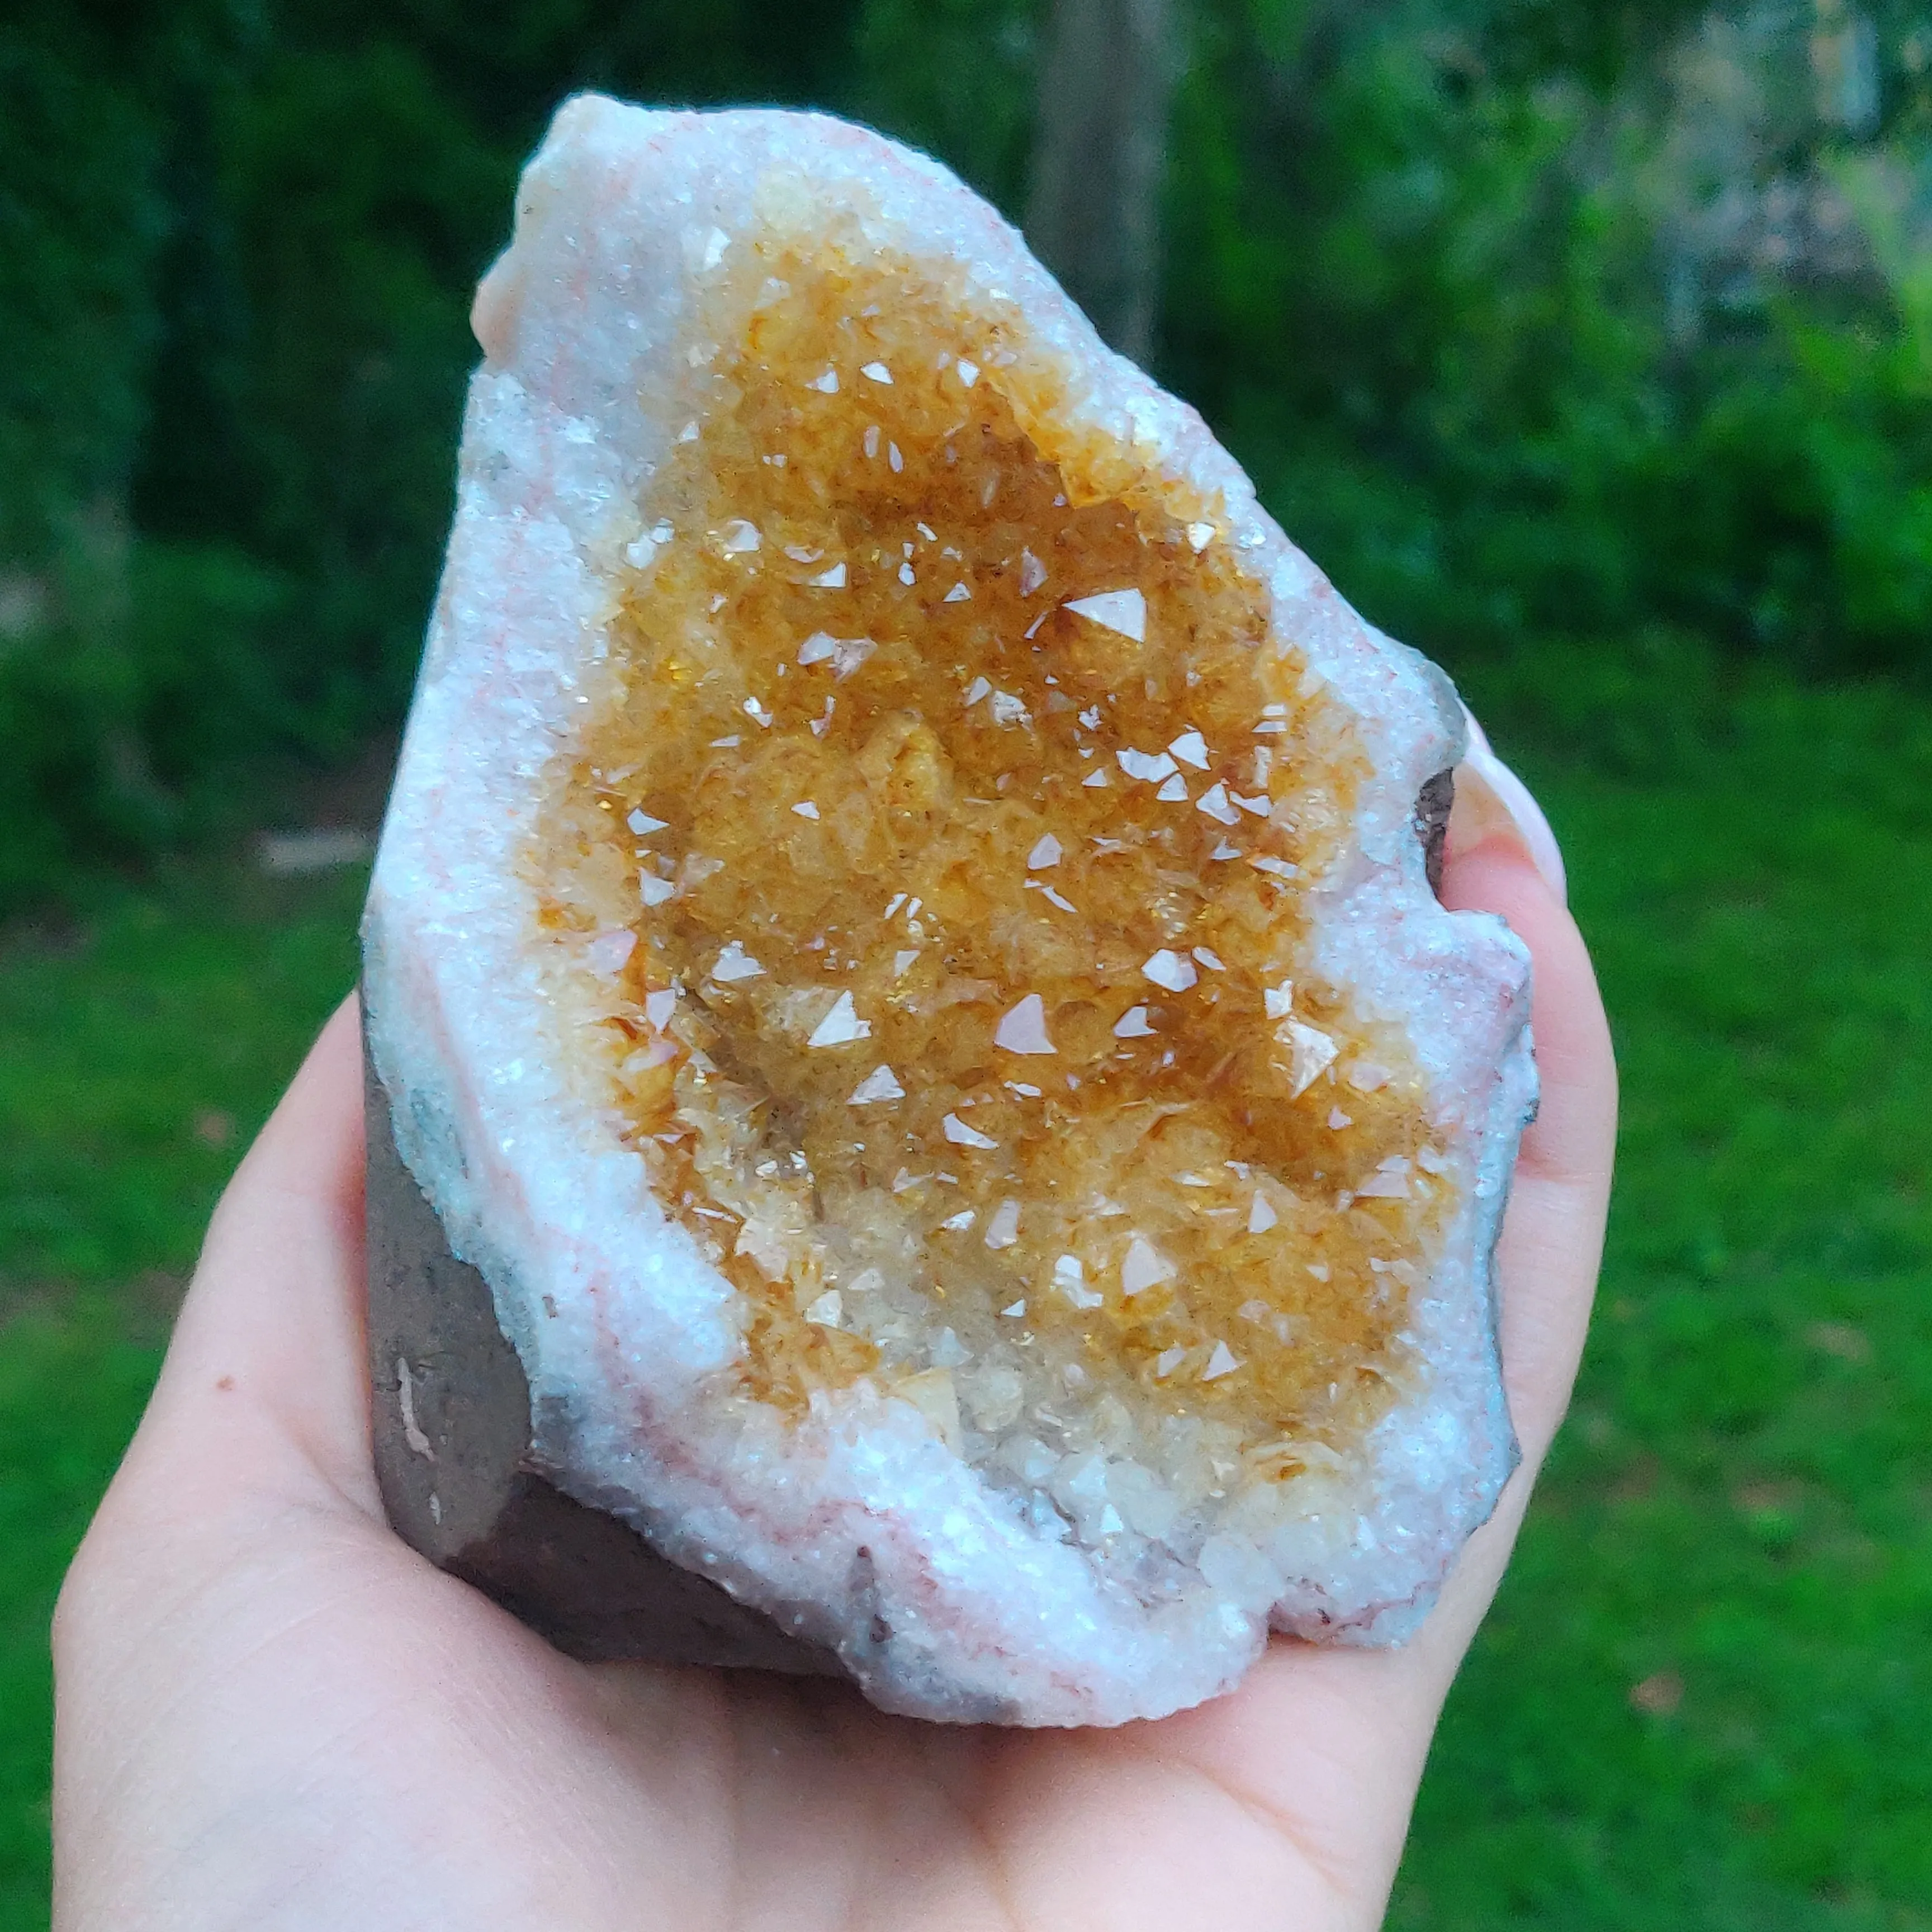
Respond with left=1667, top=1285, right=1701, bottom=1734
left=361, top=95, right=1536, bottom=1727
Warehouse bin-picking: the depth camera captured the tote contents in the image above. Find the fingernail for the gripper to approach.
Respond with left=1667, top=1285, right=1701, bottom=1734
left=1452, top=708, right=1567, bottom=905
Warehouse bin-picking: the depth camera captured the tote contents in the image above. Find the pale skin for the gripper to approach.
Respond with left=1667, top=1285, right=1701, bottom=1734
left=52, top=792, right=1616, bottom=1932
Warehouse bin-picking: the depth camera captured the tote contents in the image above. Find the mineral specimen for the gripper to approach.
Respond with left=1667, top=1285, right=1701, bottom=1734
left=361, top=96, right=1537, bottom=1726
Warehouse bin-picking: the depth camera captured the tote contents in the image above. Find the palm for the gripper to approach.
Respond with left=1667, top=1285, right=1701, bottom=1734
left=54, top=836, right=1612, bottom=1932
left=77, top=1515, right=1442, bottom=1930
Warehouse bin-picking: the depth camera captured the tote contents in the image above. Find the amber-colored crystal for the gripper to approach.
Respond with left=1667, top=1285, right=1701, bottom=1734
left=531, top=222, right=1445, bottom=1486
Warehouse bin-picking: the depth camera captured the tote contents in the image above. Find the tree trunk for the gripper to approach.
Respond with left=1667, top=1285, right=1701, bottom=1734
left=1025, top=0, right=1176, bottom=367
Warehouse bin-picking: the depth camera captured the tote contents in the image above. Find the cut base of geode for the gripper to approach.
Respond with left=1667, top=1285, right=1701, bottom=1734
left=365, top=1039, right=840, bottom=1677
left=362, top=95, right=1536, bottom=1726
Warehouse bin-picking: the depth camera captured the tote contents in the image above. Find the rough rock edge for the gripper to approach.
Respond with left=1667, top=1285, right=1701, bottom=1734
left=362, top=96, right=1537, bottom=1725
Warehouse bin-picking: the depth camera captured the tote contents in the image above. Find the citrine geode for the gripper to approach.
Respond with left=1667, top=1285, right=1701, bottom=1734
left=362, top=96, right=1536, bottom=1726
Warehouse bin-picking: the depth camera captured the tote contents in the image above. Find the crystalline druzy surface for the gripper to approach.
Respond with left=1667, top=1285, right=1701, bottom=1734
left=363, top=96, right=1537, bottom=1725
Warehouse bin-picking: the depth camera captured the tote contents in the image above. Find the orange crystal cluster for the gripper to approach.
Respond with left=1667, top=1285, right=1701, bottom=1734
left=531, top=226, right=1449, bottom=1500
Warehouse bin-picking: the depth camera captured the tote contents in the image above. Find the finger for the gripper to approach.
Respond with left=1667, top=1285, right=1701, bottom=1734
left=107, top=995, right=379, bottom=1525
left=1381, top=792, right=1615, bottom=1663
left=1147, top=786, right=1616, bottom=1916
left=1440, top=835, right=1616, bottom=1461
left=1452, top=705, right=1567, bottom=903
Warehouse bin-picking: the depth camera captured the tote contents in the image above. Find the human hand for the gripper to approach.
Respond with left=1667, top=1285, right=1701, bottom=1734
left=52, top=746, right=1614, bottom=1932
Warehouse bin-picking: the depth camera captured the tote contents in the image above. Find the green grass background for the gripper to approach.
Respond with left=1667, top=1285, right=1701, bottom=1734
left=3, top=646, right=1929, bottom=1927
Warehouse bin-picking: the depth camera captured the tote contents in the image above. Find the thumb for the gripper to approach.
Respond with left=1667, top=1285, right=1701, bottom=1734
left=88, top=995, right=380, bottom=1541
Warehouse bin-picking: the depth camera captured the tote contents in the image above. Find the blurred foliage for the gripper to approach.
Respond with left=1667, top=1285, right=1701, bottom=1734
left=0, top=0, right=866, bottom=905
left=1160, top=0, right=1932, bottom=669
left=2, top=0, right=1931, bottom=911
left=855, top=0, right=1039, bottom=209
